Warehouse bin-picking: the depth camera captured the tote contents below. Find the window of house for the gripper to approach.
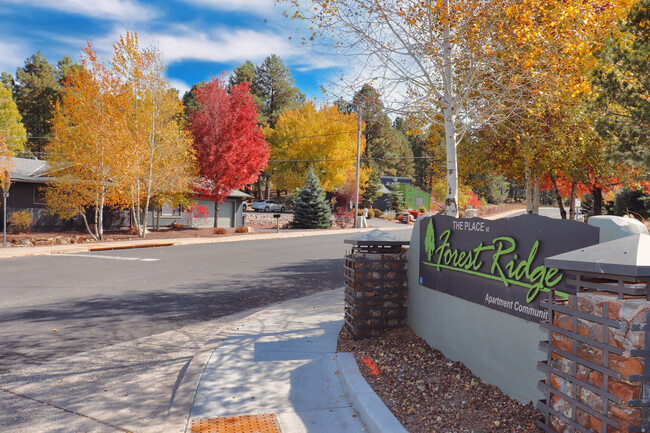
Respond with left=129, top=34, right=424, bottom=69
left=34, top=185, right=46, bottom=205
left=415, top=197, right=424, bottom=207
left=161, top=203, right=182, bottom=217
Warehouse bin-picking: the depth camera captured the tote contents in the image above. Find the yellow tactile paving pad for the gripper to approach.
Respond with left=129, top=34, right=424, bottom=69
left=190, top=414, right=282, bottom=433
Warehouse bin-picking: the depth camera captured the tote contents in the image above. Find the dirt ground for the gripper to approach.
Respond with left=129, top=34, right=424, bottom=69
left=338, top=327, right=543, bottom=433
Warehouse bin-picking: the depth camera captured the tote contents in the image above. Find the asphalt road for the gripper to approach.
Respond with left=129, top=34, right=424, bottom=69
left=0, top=228, right=412, bottom=432
left=509, top=206, right=576, bottom=220
left=0, top=229, right=412, bottom=374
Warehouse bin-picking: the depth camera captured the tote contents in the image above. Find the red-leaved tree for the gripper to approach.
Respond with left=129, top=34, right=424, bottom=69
left=189, top=79, right=269, bottom=227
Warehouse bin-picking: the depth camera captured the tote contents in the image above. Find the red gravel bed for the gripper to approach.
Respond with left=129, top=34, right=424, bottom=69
left=338, top=327, right=543, bottom=433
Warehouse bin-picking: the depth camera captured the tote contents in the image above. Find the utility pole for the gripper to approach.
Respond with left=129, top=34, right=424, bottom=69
left=2, top=170, right=10, bottom=247
left=354, top=104, right=362, bottom=228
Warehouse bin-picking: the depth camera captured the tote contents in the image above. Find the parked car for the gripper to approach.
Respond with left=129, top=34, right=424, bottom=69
left=251, top=199, right=285, bottom=212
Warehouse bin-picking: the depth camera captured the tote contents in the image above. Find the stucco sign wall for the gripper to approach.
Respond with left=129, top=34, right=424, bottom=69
left=418, top=214, right=599, bottom=322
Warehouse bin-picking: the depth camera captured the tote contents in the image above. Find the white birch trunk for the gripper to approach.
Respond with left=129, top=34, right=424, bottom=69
left=443, top=0, right=459, bottom=218
left=525, top=162, right=532, bottom=214
left=533, top=167, right=540, bottom=215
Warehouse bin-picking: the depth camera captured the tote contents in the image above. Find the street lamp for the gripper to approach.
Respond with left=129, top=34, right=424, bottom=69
left=1, top=169, right=10, bottom=247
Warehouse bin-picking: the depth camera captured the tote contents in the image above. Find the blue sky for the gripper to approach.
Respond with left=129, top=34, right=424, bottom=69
left=0, top=0, right=346, bottom=101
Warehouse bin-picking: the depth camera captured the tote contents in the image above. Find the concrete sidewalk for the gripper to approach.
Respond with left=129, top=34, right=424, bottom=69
left=0, top=220, right=407, bottom=260
left=185, top=289, right=406, bottom=433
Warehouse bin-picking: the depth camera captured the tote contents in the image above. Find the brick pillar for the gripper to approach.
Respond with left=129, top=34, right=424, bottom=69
left=540, top=292, right=647, bottom=432
left=343, top=248, right=408, bottom=339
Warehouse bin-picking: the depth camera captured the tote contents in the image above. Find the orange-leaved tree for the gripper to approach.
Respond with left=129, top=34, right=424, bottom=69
left=188, top=79, right=269, bottom=228
left=46, top=43, right=129, bottom=240
left=111, top=32, right=196, bottom=237
left=469, top=0, right=635, bottom=214
left=0, top=130, right=14, bottom=179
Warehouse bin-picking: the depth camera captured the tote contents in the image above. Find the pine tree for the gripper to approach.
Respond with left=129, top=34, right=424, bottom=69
left=593, top=0, right=650, bottom=180
left=361, top=171, right=381, bottom=208
left=388, top=183, right=405, bottom=212
left=293, top=169, right=332, bottom=229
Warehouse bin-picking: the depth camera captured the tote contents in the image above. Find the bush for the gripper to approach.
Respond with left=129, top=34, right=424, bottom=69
left=9, top=211, right=32, bottom=234
left=409, top=209, right=420, bottom=219
left=373, top=208, right=383, bottom=217
left=214, top=227, right=227, bottom=235
left=171, top=222, right=183, bottom=229
left=418, top=206, right=426, bottom=214
left=384, top=210, right=396, bottom=220
left=366, top=209, right=375, bottom=219
left=235, top=226, right=247, bottom=233
left=334, top=207, right=355, bottom=228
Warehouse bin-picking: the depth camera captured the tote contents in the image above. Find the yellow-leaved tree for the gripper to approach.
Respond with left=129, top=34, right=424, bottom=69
left=266, top=102, right=369, bottom=193
left=111, top=32, right=196, bottom=237
left=472, top=0, right=635, bottom=214
left=46, top=43, right=129, bottom=240
left=47, top=33, right=196, bottom=239
left=0, top=85, right=26, bottom=153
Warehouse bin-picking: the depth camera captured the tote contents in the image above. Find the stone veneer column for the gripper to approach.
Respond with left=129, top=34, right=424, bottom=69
left=545, top=291, right=647, bottom=432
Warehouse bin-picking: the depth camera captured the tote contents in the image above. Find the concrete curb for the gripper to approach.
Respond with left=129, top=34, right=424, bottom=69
left=0, top=225, right=409, bottom=260
left=337, top=352, right=408, bottom=433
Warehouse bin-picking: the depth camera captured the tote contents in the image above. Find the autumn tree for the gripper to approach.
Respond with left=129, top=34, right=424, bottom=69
left=265, top=102, right=369, bottom=192
left=189, top=78, right=269, bottom=227
left=111, top=32, right=196, bottom=237
left=0, top=131, right=14, bottom=178
left=281, top=0, right=538, bottom=217
left=0, top=85, right=26, bottom=152
left=593, top=0, right=650, bottom=184
left=46, top=44, right=128, bottom=240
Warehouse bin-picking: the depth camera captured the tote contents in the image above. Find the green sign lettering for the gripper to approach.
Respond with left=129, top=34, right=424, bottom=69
left=422, top=221, right=567, bottom=302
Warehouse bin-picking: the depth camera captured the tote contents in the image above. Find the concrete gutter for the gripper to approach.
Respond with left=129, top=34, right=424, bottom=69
left=0, top=225, right=410, bottom=260
left=337, top=353, right=409, bottom=433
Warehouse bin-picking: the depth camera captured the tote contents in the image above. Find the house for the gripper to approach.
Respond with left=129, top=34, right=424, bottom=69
left=1, top=157, right=68, bottom=230
left=2, top=157, right=250, bottom=230
left=373, top=176, right=431, bottom=212
left=157, top=192, right=251, bottom=229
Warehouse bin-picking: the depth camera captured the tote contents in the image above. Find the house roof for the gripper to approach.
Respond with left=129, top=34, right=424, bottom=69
left=7, top=157, right=252, bottom=199
left=226, top=190, right=252, bottom=199
left=8, top=157, right=52, bottom=183
left=380, top=176, right=413, bottom=186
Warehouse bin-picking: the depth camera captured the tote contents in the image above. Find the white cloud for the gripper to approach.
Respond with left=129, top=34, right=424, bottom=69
left=168, top=78, right=190, bottom=97
left=0, top=40, right=28, bottom=75
left=182, top=0, right=277, bottom=15
left=3, top=0, right=156, bottom=21
left=93, top=26, right=297, bottom=65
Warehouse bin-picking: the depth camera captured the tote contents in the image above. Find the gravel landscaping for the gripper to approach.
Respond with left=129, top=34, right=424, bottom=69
left=338, top=326, right=543, bottom=433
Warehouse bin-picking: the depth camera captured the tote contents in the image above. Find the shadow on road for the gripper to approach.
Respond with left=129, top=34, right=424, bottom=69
left=0, top=257, right=345, bottom=374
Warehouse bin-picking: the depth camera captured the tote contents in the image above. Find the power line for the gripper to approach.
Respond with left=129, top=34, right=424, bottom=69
left=268, top=156, right=439, bottom=163
left=266, top=131, right=358, bottom=142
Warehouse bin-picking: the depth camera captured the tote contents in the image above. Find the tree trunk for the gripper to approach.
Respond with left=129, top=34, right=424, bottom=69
left=97, top=188, right=105, bottom=240
left=569, top=180, right=577, bottom=220
left=593, top=185, right=603, bottom=215
left=533, top=167, right=540, bottom=215
left=525, top=163, right=533, bottom=214
left=79, top=208, right=97, bottom=241
left=442, top=0, right=459, bottom=218
left=550, top=173, right=567, bottom=219
left=213, top=200, right=220, bottom=228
